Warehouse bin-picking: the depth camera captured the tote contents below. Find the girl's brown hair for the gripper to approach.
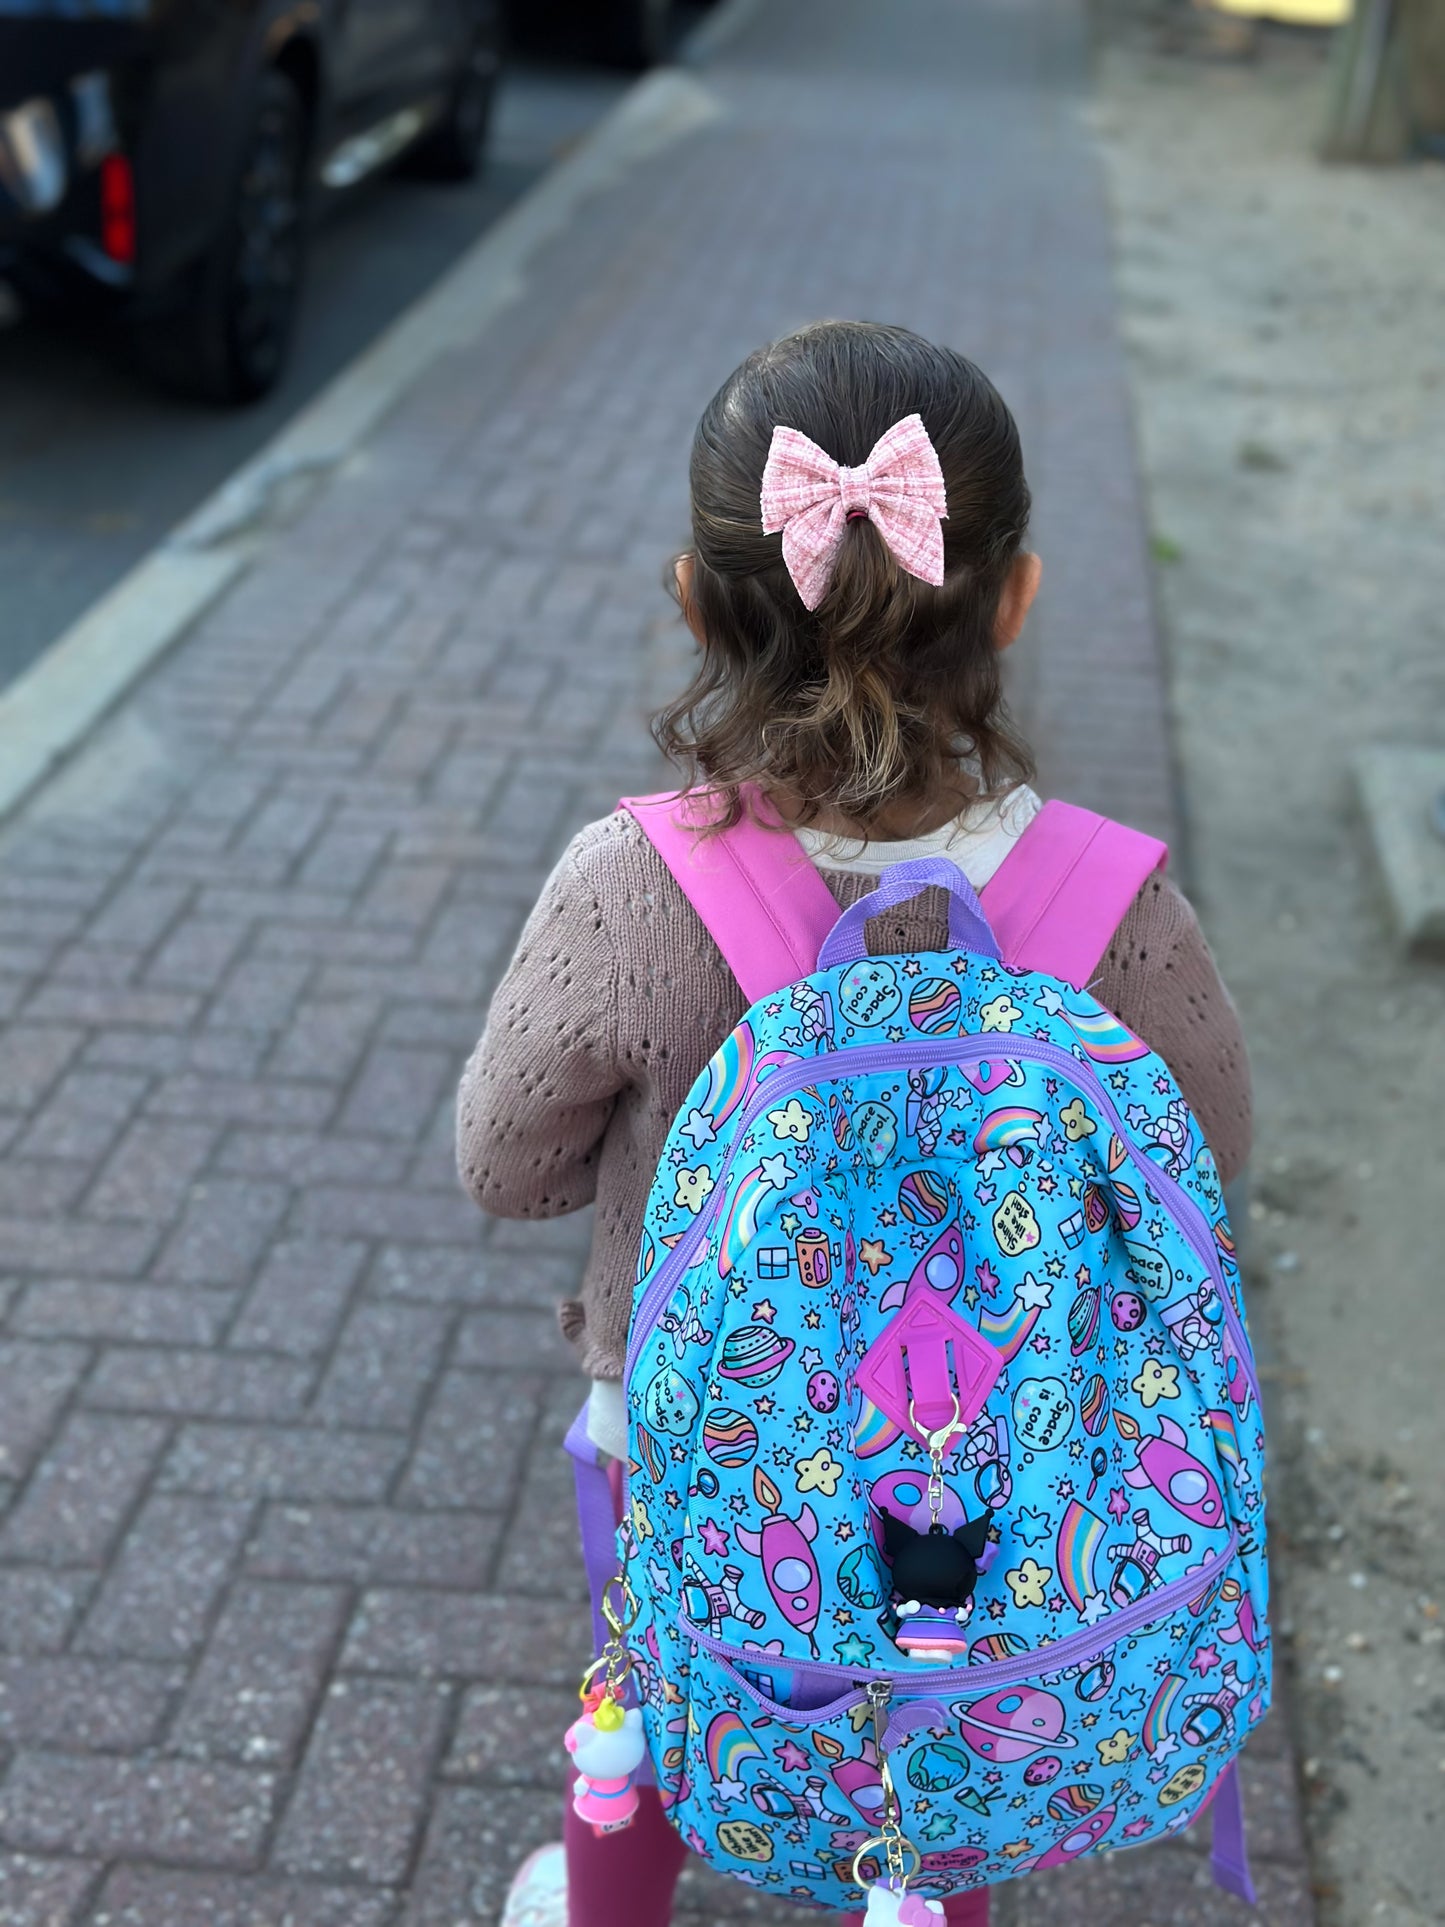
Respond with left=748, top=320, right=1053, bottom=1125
left=654, top=321, right=1034, bottom=832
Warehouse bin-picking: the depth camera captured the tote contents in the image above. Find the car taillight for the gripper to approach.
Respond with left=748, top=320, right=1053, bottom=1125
left=99, top=152, right=135, bottom=264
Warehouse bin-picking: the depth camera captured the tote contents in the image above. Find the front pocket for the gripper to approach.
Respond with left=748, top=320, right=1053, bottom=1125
left=660, top=1539, right=1264, bottom=1911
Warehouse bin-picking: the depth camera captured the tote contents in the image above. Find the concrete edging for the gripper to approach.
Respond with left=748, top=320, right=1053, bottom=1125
left=0, top=53, right=730, bottom=826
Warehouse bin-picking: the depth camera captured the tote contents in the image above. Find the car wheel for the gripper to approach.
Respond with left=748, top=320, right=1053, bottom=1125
left=136, top=68, right=308, bottom=405
left=593, top=0, right=671, bottom=70
left=407, top=14, right=503, bottom=182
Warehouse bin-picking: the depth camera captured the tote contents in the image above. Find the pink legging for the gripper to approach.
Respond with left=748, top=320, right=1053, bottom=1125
left=564, top=1786, right=989, bottom=1927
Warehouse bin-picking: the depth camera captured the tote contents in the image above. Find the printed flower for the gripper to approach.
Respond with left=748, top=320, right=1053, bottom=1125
left=674, top=1166, right=714, bottom=1213
left=795, top=1448, right=844, bottom=1496
left=1005, top=1558, right=1053, bottom=1609
left=1059, top=1099, right=1096, bottom=1141
left=767, top=1099, right=812, bottom=1143
left=1132, top=1359, right=1180, bottom=1408
left=979, top=994, right=1023, bottom=1033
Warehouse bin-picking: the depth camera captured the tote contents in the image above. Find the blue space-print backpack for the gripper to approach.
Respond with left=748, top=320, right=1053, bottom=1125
left=574, top=788, right=1268, bottom=1918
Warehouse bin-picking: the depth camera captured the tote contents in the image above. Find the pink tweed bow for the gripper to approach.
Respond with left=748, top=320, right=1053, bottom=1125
left=759, top=412, right=948, bottom=611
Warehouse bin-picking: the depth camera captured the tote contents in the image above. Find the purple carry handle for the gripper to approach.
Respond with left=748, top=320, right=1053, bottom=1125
left=817, top=856, right=1002, bottom=969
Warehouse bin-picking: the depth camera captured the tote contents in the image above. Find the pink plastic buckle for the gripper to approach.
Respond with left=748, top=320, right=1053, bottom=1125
left=855, top=1295, right=1003, bottom=1449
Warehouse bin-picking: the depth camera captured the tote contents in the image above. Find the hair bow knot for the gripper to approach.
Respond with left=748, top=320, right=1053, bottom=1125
left=760, top=413, right=948, bottom=611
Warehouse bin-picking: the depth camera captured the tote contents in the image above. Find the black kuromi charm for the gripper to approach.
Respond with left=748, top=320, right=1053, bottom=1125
left=880, top=1506, right=995, bottom=1662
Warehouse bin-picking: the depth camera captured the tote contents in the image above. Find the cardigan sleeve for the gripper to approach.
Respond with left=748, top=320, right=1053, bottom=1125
left=1090, top=871, right=1253, bottom=1187
left=455, top=835, right=625, bottom=1219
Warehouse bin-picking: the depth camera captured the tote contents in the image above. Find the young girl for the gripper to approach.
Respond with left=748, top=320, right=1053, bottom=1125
left=458, top=321, right=1252, bottom=1927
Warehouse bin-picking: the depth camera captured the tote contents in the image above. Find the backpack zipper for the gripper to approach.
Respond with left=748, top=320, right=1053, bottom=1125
left=626, top=1034, right=1260, bottom=1410
left=676, top=1528, right=1240, bottom=1716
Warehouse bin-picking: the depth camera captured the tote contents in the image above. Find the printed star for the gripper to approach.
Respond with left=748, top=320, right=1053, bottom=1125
left=977, top=1148, right=1007, bottom=1179
left=878, top=1207, right=897, bottom=1228
left=858, top=1239, right=891, bottom=1275
left=975, top=1259, right=1000, bottom=1298
left=1153, top=1075, right=1172, bottom=1095
left=714, top=1776, right=748, bottom=1803
left=1017, top=1272, right=1052, bottom=1309
left=1047, top=1592, right=1067, bottom=1616
left=1000, top=1840, right=1032, bottom=1860
left=1068, top=1176, right=1086, bottom=1199
left=1038, top=1173, right=1058, bottom=1196
left=1189, top=1644, right=1220, bottom=1678
left=964, top=1284, right=980, bottom=1310
left=833, top=1519, right=855, bottom=1542
left=698, top=1518, right=729, bottom=1556
left=754, top=1396, right=776, bottom=1417
left=1113, top=1686, right=1147, bottom=1719
left=1096, top=1728, right=1134, bottom=1766
left=1074, top=1263, right=1092, bottom=1288
left=800, top=1347, right=824, bottom=1373
left=781, top=1213, right=801, bottom=1236
left=752, top=1300, right=777, bottom=1325
left=1029, top=1333, right=1052, bottom=1355
left=678, top=1107, right=717, bottom=1149
left=1054, top=1478, right=1075, bottom=1502
left=1125, top=1104, right=1150, bottom=1130
left=1124, top=1817, right=1151, bottom=1838
left=831, top=1606, right=854, bottom=1627
left=833, top=1632, right=876, bottom=1667
left=759, top=1153, right=797, bottom=1188
left=1078, top=1591, right=1110, bottom=1627
left=1045, top=1255, right=1066, bottom=1279
left=1148, top=1733, right=1178, bottom=1764
left=886, top=1026, right=905, bottom=1043
left=803, top=1307, right=822, bottom=1329
left=975, top=1182, right=997, bottom=1206
left=775, top=1740, right=811, bottom=1774
left=1014, top=1506, right=1052, bottom=1548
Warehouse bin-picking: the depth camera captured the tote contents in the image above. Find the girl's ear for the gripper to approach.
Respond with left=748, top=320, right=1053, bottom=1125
left=994, top=550, right=1043, bottom=652
left=674, top=553, right=708, bottom=649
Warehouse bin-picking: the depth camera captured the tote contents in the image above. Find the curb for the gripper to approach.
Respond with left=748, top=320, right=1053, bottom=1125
left=0, top=58, right=728, bottom=828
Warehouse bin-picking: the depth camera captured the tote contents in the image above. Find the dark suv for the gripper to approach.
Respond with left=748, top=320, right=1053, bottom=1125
left=0, top=0, right=503, bottom=402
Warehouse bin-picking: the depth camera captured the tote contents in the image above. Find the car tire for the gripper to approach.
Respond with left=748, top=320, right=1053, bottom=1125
left=136, top=68, right=308, bottom=405
left=406, top=12, right=503, bottom=182
left=592, top=0, right=671, bottom=70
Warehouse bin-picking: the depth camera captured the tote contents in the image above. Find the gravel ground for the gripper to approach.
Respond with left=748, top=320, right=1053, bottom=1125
left=1092, top=8, right=1445, bottom=1922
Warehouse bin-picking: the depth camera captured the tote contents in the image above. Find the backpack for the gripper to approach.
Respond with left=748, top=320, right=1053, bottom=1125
left=568, top=788, right=1268, bottom=1918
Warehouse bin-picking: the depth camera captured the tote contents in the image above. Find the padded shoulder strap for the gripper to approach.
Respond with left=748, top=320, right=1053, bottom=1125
left=979, top=799, right=1167, bottom=987
left=621, top=791, right=1168, bottom=1001
left=620, top=788, right=840, bottom=1004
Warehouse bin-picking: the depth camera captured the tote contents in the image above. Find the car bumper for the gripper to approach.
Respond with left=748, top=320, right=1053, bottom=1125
left=0, top=38, right=142, bottom=289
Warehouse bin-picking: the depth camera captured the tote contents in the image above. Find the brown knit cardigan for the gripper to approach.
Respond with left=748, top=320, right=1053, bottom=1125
left=457, top=810, right=1252, bottom=1380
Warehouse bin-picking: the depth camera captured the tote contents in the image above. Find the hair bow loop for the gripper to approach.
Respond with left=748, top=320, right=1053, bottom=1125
left=759, top=412, right=948, bottom=610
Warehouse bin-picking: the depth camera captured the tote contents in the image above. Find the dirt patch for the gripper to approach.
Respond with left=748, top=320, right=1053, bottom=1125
left=1091, top=6, right=1445, bottom=1921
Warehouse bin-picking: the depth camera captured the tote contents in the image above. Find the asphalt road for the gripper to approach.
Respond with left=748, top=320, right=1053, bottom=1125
left=0, top=55, right=636, bottom=692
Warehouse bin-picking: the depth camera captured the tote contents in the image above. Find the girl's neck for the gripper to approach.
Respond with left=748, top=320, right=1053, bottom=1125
left=768, top=776, right=979, bottom=843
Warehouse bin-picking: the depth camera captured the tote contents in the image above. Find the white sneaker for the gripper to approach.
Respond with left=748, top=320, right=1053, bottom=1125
left=495, top=1842, right=567, bottom=1927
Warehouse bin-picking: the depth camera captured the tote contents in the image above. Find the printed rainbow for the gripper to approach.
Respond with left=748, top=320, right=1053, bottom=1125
left=705, top=1710, right=763, bottom=1782
left=973, top=1107, right=1046, bottom=1155
left=1054, top=999, right=1150, bottom=1064
left=1056, top=1500, right=1107, bottom=1613
left=852, top=1395, right=903, bottom=1460
left=701, top=1023, right=755, bottom=1132
left=718, top=1163, right=778, bottom=1278
left=1207, top=1407, right=1243, bottom=1484
left=976, top=1289, right=1042, bottom=1363
left=1143, top=1674, right=1186, bottom=1756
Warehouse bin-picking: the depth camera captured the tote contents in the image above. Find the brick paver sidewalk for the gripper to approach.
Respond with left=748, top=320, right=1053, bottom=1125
left=0, top=1, right=1312, bottom=1921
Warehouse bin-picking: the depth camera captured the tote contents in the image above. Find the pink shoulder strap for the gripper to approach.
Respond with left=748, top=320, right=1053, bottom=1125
left=619, top=788, right=840, bottom=1004
left=619, top=791, right=1167, bottom=998
left=983, top=800, right=1167, bottom=985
